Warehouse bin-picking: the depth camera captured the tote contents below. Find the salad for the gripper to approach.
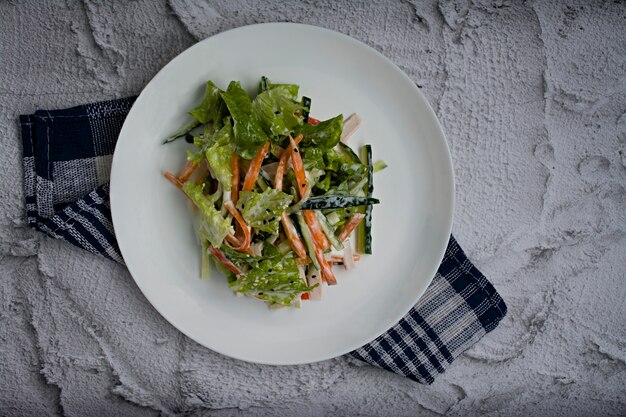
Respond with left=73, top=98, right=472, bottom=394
left=163, top=77, right=385, bottom=308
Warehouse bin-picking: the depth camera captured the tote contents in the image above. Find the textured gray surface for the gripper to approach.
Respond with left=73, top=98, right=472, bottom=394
left=1, top=0, right=625, bottom=416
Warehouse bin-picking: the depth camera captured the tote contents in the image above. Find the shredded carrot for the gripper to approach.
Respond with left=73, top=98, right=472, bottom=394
left=313, top=242, right=337, bottom=285
left=231, top=153, right=240, bottom=205
left=289, top=135, right=308, bottom=198
left=301, top=292, right=310, bottom=300
left=274, top=134, right=303, bottom=190
left=303, top=210, right=331, bottom=250
left=295, top=256, right=312, bottom=266
left=164, top=171, right=183, bottom=188
left=242, top=142, right=270, bottom=191
left=280, top=213, right=308, bottom=259
left=208, top=246, right=242, bottom=276
left=337, top=213, right=366, bottom=242
left=225, top=201, right=251, bottom=252
left=178, top=161, right=198, bottom=183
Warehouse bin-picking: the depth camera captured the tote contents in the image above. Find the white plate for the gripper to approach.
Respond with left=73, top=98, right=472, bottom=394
left=110, top=23, right=454, bottom=365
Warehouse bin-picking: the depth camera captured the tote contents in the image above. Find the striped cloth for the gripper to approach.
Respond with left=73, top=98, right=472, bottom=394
left=20, top=98, right=507, bottom=384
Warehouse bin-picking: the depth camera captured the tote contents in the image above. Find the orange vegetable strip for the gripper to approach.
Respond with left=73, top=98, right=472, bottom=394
left=164, top=171, right=183, bottom=189
left=208, top=246, right=242, bottom=276
left=303, top=210, right=331, bottom=251
left=274, top=134, right=303, bottom=190
left=313, top=242, right=337, bottom=285
left=301, top=293, right=310, bottom=300
left=178, top=161, right=198, bottom=182
left=337, top=213, right=366, bottom=242
left=295, top=256, right=312, bottom=266
left=280, top=213, right=308, bottom=259
left=289, top=135, right=308, bottom=198
left=242, top=142, right=270, bottom=191
left=231, top=153, right=240, bottom=205
left=225, top=201, right=251, bottom=252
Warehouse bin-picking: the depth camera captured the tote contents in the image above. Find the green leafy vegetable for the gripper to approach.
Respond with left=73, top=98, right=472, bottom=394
left=183, top=182, right=233, bottom=247
left=189, top=81, right=227, bottom=127
left=229, top=256, right=315, bottom=307
left=295, top=114, right=344, bottom=149
left=237, top=188, right=293, bottom=233
left=220, top=81, right=269, bottom=159
left=252, top=86, right=304, bottom=138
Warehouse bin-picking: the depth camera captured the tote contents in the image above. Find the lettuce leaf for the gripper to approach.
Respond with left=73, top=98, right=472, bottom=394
left=220, top=81, right=269, bottom=159
left=252, top=86, right=304, bottom=138
left=229, top=256, right=316, bottom=307
left=236, top=188, right=293, bottom=234
left=189, top=81, right=228, bottom=128
left=295, top=114, right=343, bottom=149
left=258, top=76, right=299, bottom=99
left=205, top=141, right=234, bottom=191
left=183, top=182, right=233, bottom=247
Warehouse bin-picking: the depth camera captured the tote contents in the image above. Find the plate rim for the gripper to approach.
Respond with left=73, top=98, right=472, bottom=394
left=110, top=22, right=455, bottom=365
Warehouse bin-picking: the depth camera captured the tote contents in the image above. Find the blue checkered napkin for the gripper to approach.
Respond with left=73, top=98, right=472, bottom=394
left=20, top=98, right=507, bottom=384
left=20, top=97, right=136, bottom=263
left=349, top=236, right=507, bottom=383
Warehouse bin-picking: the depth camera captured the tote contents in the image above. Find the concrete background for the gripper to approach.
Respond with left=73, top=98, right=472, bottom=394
left=1, top=0, right=625, bottom=416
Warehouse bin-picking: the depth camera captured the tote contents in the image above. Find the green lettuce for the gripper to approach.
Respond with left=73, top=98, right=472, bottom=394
left=205, top=142, right=234, bottom=191
left=220, top=81, right=269, bottom=159
left=229, top=256, right=316, bottom=307
left=295, top=114, right=344, bottom=149
left=252, top=86, right=304, bottom=138
left=236, top=188, right=293, bottom=234
left=258, top=76, right=299, bottom=99
left=183, top=182, right=233, bottom=247
left=189, top=81, right=227, bottom=128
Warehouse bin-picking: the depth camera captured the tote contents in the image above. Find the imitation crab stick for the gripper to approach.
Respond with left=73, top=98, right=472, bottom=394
left=208, top=246, right=242, bottom=276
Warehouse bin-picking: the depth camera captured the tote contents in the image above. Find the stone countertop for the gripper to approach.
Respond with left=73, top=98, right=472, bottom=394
left=1, top=1, right=624, bottom=416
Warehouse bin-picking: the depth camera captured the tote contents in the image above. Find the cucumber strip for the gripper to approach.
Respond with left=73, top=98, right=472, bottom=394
left=373, top=160, right=388, bottom=173
left=300, top=196, right=379, bottom=210
left=361, top=145, right=373, bottom=254
left=302, top=96, right=312, bottom=123
left=325, top=211, right=341, bottom=226
left=315, top=211, right=344, bottom=251
left=296, top=212, right=320, bottom=270
left=200, top=241, right=211, bottom=279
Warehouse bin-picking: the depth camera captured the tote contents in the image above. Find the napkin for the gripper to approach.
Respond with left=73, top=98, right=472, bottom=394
left=20, top=98, right=507, bottom=384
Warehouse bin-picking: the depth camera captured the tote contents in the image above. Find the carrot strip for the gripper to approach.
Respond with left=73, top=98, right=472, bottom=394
left=225, top=201, right=251, bottom=252
left=231, top=153, right=240, bottom=205
left=301, top=293, right=310, bottom=300
left=295, top=256, right=312, bottom=266
left=337, top=213, right=366, bottom=242
left=178, top=161, right=198, bottom=182
left=164, top=171, right=183, bottom=188
left=313, top=242, right=337, bottom=285
left=303, top=210, right=331, bottom=250
left=242, top=142, right=270, bottom=191
left=289, top=135, right=308, bottom=198
left=280, top=213, right=308, bottom=259
left=208, top=246, right=242, bottom=276
left=274, top=134, right=303, bottom=190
